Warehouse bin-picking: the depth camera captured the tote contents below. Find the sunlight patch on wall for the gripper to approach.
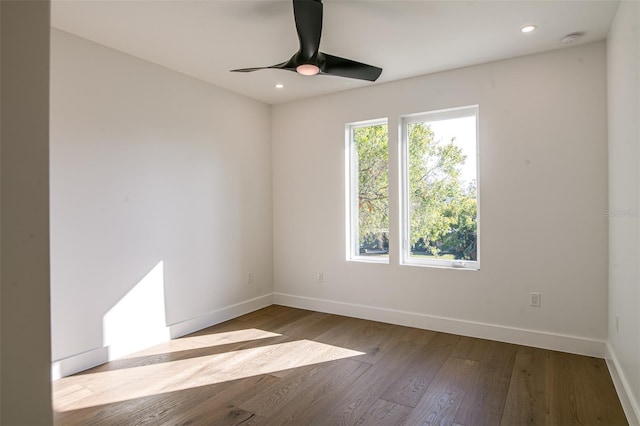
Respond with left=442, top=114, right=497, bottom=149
left=53, top=337, right=365, bottom=411
left=103, top=261, right=171, bottom=360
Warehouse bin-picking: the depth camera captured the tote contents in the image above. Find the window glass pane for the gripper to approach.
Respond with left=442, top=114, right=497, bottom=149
left=351, top=123, right=389, bottom=260
left=407, top=113, right=477, bottom=262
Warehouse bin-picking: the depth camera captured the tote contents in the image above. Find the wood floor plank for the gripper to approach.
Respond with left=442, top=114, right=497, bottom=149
left=313, top=340, right=424, bottom=425
left=248, top=306, right=318, bottom=333
left=500, top=346, right=551, bottom=426
left=355, top=399, right=413, bottom=425
left=261, top=359, right=371, bottom=425
left=279, top=311, right=349, bottom=341
left=266, top=310, right=331, bottom=338
left=400, top=327, right=437, bottom=346
left=451, top=335, right=492, bottom=361
left=188, top=306, right=286, bottom=335
left=157, top=375, right=278, bottom=426
left=403, top=356, right=479, bottom=426
left=380, top=333, right=460, bottom=408
left=549, top=351, right=628, bottom=426
left=239, top=360, right=344, bottom=418
left=454, top=340, right=518, bottom=426
left=312, top=316, right=402, bottom=365
left=207, top=406, right=255, bottom=425
left=238, top=413, right=267, bottom=425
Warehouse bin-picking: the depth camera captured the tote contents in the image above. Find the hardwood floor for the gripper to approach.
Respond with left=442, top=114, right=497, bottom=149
left=53, top=305, right=628, bottom=425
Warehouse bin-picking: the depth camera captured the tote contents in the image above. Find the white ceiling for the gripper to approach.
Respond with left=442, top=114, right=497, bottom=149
left=52, top=0, right=619, bottom=105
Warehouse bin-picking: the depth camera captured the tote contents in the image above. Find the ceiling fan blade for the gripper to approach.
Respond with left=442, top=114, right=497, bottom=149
left=230, top=67, right=269, bottom=73
left=293, top=0, right=323, bottom=61
left=319, top=53, right=383, bottom=82
left=231, top=61, right=294, bottom=73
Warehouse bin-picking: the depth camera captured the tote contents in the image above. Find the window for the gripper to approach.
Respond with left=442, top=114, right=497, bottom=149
left=401, top=106, right=479, bottom=269
left=346, top=119, right=389, bottom=262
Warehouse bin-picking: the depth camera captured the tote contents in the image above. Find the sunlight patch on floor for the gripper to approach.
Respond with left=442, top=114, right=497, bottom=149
left=121, top=328, right=283, bottom=359
left=53, top=337, right=365, bottom=412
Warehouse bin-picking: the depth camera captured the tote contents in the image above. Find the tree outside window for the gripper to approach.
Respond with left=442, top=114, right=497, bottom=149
left=347, top=106, right=478, bottom=269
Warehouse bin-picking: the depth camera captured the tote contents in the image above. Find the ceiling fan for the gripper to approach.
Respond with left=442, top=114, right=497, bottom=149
left=231, top=0, right=382, bottom=82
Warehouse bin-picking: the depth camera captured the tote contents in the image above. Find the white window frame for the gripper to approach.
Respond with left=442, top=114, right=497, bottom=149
left=345, top=118, right=389, bottom=263
left=400, top=105, right=480, bottom=270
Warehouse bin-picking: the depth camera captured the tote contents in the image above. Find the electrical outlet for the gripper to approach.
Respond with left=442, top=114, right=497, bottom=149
left=530, top=292, right=541, bottom=307
left=316, top=272, right=323, bottom=283
left=247, top=272, right=253, bottom=284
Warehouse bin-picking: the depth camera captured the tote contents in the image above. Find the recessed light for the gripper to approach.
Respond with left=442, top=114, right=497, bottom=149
left=275, top=83, right=284, bottom=89
left=521, top=25, right=537, bottom=33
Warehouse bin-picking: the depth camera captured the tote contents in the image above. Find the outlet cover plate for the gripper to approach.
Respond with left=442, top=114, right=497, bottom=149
left=530, top=292, right=541, bottom=307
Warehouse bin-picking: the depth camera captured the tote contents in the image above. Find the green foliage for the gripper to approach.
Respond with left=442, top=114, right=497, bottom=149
left=407, top=122, right=477, bottom=260
left=354, top=124, right=389, bottom=253
left=354, top=121, right=477, bottom=260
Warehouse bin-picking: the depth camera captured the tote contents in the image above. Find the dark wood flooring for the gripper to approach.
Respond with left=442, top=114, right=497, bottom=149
left=53, top=305, right=628, bottom=425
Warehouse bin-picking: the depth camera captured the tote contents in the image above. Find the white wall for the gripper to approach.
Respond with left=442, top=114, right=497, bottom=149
left=607, top=1, right=640, bottom=423
left=50, top=30, right=273, bottom=374
left=1, top=1, right=53, bottom=423
left=273, top=42, right=608, bottom=356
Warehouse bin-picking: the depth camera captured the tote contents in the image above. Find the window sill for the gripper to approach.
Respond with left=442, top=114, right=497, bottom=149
left=348, top=256, right=389, bottom=264
left=401, top=259, right=479, bottom=271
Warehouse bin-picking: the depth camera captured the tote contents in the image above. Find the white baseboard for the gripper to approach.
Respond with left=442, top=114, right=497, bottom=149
left=168, top=294, right=274, bottom=339
left=273, top=293, right=606, bottom=358
left=51, top=346, right=109, bottom=380
left=51, top=293, right=274, bottom=380
left=605, top=343, right=640, bottom=426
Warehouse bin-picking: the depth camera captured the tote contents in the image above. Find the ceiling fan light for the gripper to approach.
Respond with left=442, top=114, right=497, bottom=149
left=296, top=64, right=320, bottom=76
